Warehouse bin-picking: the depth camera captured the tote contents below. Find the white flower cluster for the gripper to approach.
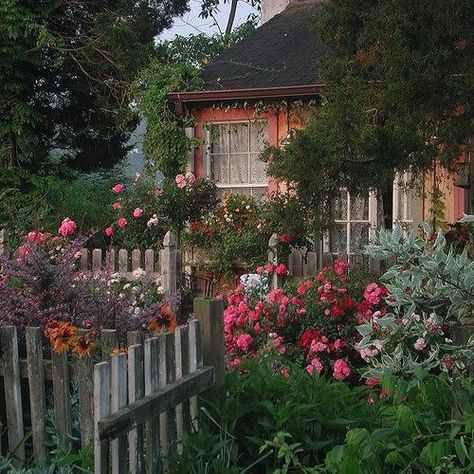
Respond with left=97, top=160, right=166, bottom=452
left=240, top=273, right=268, bottom=299
left=147, top=214, right=159, bottom=227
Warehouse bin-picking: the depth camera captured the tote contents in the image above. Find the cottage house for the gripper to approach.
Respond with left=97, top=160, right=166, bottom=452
left=170, top=0, right=470, bottom=256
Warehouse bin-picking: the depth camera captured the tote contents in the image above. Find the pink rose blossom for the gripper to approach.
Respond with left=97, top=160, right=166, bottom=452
left=58, top=217, right=77, bottom=237
left=333, top=359, right=351, bottom=381
left=306, top=357, right=323, bottom=375
left=256, top=266, right=264, bottom=274
left=175, top=174, right=186, bottom=189
left=27, top=230, right=46, bottom=244
left=265, top=264, right=274, bottom=273
left=117, top=217, right=128, bottom=229
left=112, top=184, right=124, bottom=193
left=236, top=334, right=253, bottom=352
left=112, top=202, right=122, bottom=210
left=230, top=358, right=242, bottom=368
left=275, top=263, right=288, bottom=276
left=133, top=208, right=143, bottom=218
left=105, top=227, right=114, bottom=237
left=18, top=245, right=30, bottom=259
left=414, top=337, right=426, bottom=351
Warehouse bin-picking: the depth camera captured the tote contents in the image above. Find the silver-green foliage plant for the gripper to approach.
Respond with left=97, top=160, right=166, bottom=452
left=357, top=220, right=474, bottom=377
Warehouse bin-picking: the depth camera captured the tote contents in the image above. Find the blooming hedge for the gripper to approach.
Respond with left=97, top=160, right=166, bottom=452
left=223, top=259, right=388, bottom=382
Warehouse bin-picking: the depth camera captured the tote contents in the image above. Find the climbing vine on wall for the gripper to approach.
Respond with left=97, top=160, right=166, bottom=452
left=135, top=62, right=203, bottom=179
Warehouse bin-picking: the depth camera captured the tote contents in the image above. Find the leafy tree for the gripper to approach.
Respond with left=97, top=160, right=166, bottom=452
left=0, top=0, right=190, bottom=173
left=139, top=0, right=260, bottom=177
left=266, top=0, right=473, bottom=236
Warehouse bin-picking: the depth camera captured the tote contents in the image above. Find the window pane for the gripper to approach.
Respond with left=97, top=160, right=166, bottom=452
left=229, top=123, right=249, bottom=153
left=250, top=121, right=267, bottom=152
left=333, top=191, right=348, bottom=221
left=350, top=223, right=370, bottom=253
left=329, top=225, right=347, bottom=253
left=350, top=195, right=369, bottom=220
left=210, top=124, right=229, bottom=154
left=250, top=153, right=267, bottom=184
left=230, top=154, right=249, bottom=184
left=211, top=154, right=229, bottom=184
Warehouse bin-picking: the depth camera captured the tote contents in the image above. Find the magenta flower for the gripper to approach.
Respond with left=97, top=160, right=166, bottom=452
left=112, top=184, right=124, bottom=193
left=105, top=227, right=114, bottom=237
left=112, top=202, right=122, bottom=210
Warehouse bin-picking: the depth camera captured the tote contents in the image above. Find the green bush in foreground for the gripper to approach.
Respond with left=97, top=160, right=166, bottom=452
left=170, top=360, right=474, bottom=473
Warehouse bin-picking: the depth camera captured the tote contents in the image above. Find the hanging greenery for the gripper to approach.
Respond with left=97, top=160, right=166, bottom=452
left=135, top=62, right=203, bottom=179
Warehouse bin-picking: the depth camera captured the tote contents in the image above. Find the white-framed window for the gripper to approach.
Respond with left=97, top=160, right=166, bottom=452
left=324, top=191, right=378, bottom=255
left=206, top=120, right=268, bottom=197
left=392, top=172, right=414, bottom=234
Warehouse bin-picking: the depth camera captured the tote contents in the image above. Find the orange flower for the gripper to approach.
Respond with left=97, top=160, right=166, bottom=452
left=45, top=321, right=77, bottom=354
left=110, top=347, right=128, bottom=357
left=148, top=304, right=177, bottom=335
left=72, top=335, right=95, bottom=358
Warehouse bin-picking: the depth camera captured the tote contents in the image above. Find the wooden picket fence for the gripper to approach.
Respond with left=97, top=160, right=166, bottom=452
left=0, top=298, right=225, bottom=469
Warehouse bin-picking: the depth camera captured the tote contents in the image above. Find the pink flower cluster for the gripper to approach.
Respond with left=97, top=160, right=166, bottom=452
left=255, top=263, right=288, bottom=276
left=223, top=260, right=378, bottom=382
left=175, top=172, right=196, bottom=189
left=357, top=282, right=388, bottom=323
left=58, top=218, right=77, bottom=237
left=107, top=182, right=156, bottom=237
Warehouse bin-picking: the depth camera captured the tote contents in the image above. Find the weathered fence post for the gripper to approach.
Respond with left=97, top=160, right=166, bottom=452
left=0, top=228, right=9, bottom=258
left=94, top=362, right=111, bottom=474
left=268, top=233, right=283, bottom=290
left=160, top=231, right=180, bottom=300
left=25, top=328, right=47, bottom=461
left=193, top=297, right=225, bottom=386
left=0, top=327, right=25, bottom=465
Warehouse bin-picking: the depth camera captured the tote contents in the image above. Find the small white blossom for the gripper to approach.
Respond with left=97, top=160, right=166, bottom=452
left=132, top=268, right=146, bottom=280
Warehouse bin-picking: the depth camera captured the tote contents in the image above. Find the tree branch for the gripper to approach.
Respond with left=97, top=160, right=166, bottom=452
left=225, top=0, right=239, bottom=36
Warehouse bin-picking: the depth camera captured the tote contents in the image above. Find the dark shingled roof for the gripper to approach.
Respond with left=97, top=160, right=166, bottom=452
left=201, top=1, right=325, bottom=91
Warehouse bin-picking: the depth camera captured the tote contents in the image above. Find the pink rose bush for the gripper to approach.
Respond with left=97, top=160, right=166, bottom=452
left=224, top=259, right=390, bottom=383
left=104, top=174, right=217, bottom=249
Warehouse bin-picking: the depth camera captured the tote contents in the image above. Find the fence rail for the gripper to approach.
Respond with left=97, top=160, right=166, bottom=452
left=0, top=298, right=224, bottom=469
left=94, top=320, right=215, bottom=473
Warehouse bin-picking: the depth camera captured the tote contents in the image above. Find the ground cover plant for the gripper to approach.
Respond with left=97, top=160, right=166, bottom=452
left=169, top=359, right=474, bottom=473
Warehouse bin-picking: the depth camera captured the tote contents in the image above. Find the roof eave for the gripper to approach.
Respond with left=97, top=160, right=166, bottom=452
left=168, top=84, right=324, bottom=106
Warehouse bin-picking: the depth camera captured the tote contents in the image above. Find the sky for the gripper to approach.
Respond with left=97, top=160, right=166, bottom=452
left=160, top=0, right=258, bottom=41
